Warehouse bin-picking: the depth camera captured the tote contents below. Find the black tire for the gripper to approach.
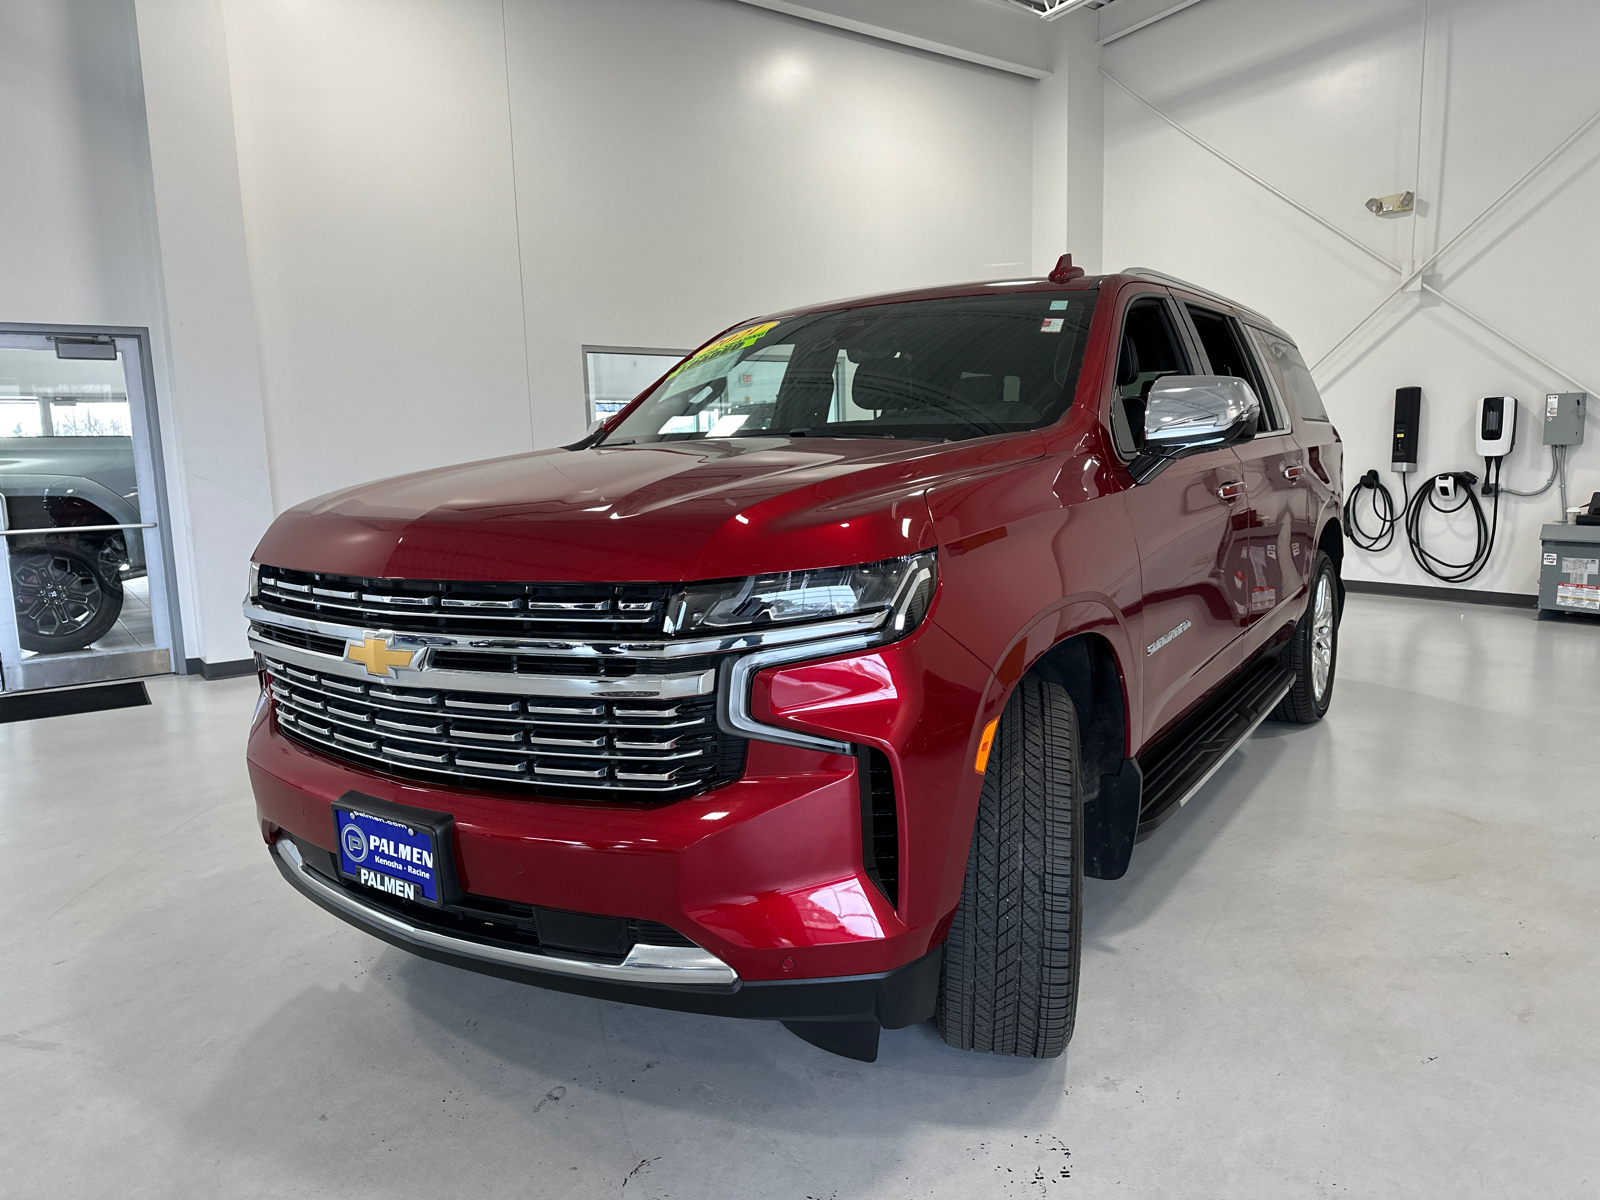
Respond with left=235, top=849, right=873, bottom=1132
left=11, top=542, right=124, bottom=653
left=937, top=677, right=1083, bottom=1058
left=1271, top=551, right=1339, bottom=724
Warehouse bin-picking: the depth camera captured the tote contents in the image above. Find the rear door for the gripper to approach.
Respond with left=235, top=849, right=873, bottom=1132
left=1110, top=291, right=1250, bottom=745
left=1180, top=302, right=1306, bottom=646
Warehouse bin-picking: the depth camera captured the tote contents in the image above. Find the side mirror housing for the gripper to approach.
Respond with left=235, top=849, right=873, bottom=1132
left=1143, top=375, right=1260, bottom=453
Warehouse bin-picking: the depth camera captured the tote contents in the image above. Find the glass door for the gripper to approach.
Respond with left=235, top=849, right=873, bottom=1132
left=0, top=331, right=177, bottom=692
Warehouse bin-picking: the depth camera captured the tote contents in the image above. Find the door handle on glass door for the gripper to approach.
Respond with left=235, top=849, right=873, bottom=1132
left=1217, top=481, right=1245, bottom=502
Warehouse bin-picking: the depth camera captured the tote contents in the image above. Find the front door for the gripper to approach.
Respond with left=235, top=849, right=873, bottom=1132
left=1109, top=293, right=1251, bottom=744
left=0, top=330, right=177, bottom=693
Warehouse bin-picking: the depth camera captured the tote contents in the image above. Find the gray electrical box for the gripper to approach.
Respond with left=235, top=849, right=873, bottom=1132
left=1538, top=524, right=1600, bottom=616
left=1543, top=392, right=1586, bottom=446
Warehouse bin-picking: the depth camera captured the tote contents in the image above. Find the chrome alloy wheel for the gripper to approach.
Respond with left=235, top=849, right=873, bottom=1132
left=13, top=552, right=102, bottom=639
left=1310, top=571, right=1335, bottom=703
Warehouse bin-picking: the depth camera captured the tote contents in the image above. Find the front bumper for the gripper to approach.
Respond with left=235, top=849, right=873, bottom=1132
left=247, top=593, right=996, bottom=1028
left=272, top=833, right=941, bottom=1026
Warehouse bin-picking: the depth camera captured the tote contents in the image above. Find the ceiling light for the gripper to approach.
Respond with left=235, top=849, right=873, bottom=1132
left=1005, top=0, right=1100, bottom=19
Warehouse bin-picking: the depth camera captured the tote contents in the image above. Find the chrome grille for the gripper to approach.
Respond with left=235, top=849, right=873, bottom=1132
left=255, top=566, right=671, bottom=638
left=262, top=657, right=744, bottom=798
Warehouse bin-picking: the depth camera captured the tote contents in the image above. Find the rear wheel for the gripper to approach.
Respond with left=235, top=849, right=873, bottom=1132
left=937, top=677, right=1083, bottom=1058
left=1271, top=551, right=1339, bottom=724
left=11, top=542, right=124, bottom=653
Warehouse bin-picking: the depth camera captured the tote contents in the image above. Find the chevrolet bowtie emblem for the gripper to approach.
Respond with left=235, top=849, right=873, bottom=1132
left=345, top=636, right=417, bottom=677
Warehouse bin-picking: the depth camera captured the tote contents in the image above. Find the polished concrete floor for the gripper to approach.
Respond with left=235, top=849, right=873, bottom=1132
left=2, top=594, right=1597, bottom=1198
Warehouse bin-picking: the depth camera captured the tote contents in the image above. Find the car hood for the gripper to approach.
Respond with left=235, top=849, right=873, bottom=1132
left=252, top=437, right=1038, bottom=583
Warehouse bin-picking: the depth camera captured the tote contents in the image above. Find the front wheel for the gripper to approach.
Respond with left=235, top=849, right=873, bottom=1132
left=1271, top=551, right=1339, bottom=724
left=11, top=543, right=124, bottom=653
left=937, top=677, right=1084, bottom=1058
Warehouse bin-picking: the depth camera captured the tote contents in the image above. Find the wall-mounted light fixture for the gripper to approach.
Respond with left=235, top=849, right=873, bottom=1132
left=1366, top=191, right=1416, bottom=217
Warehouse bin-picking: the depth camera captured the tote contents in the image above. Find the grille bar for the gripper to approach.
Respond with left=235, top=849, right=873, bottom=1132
left=264, top=657, right=743, bottom=798
left=247, top=626, right=719, bottom=700
left=255, top=566, right=670, bottom=637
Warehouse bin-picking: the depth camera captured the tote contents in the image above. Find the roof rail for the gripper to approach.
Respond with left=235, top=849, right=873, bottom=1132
left=1121, top=267, right=1275, bottom=328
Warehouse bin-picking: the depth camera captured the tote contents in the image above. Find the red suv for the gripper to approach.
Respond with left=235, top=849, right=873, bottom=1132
left=246, top=261, right=1344, bottom=1063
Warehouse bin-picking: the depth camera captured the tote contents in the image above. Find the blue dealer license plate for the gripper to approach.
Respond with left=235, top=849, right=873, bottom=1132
left=334, top=801, right=450, bottom=907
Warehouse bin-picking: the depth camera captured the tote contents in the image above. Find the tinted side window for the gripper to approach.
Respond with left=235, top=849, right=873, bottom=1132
left=1111, top=298, right=1191, bottom=456
left=1249, top=328, right=1330, bottom=422
left=1187, top=306, right=1283, bottom=433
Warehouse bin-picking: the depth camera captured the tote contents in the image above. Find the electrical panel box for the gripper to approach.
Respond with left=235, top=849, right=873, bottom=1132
left=1543, top=393, right=1587, bottom=446
left=1539, top=524, right=1600, bottom=615
left=1392, top=386, right=1421, bottom=473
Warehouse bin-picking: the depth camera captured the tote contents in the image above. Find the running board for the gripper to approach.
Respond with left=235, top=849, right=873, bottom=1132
left=1134, top=658, right=1295, bottom=841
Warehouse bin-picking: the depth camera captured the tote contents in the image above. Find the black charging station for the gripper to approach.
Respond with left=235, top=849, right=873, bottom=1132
left=1391, top=386, right=1421, bottom=473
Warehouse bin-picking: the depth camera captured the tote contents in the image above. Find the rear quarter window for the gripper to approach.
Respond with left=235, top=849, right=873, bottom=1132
left=1249, top=328, right=1331, bottom=422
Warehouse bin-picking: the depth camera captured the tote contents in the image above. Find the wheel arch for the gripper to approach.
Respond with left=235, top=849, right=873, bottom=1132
left=1317, top=513, right=1345, bottom=614
left=967, top=600, right=1142, bottom=882
left=1024, top=632, right=1142, bottom=881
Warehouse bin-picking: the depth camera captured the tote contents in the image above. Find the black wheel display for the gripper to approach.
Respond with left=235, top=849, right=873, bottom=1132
left=11, top=542, right=124, bottom=653
left=937, top=676, right=1083, bottom=1058
left=1271, top=551, right=1339, bottom=724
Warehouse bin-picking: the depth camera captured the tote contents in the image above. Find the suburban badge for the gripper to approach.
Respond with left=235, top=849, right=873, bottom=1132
left=1146, top=619, right=1192, bottom=656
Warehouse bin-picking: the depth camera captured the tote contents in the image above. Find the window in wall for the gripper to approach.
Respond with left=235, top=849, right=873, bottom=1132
left=1248, top=328, right=1330, bottom=422
left=582, top=347, right=687, bottom=426
left=0, top=386, right=130, bottom=438
left=1186, top=305, right=1284, bottom=434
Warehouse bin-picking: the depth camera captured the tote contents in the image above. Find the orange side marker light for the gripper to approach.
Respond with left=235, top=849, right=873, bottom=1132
left=974, top=718, right=999, bottom=775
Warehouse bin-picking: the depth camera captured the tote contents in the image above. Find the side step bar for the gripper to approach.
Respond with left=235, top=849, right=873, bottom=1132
left=1134, top=658, right=1296, bottom=841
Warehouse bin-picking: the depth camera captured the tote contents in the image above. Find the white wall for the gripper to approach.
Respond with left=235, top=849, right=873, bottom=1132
left=1, top=0, right=1039, bottom=668
left=1102, top=0, right=1600, bottom=595
left=213, top=0, right=1036, bottom=504
left=220, top=0, right=533, bottom=510
left=134, top=0, right=276, bottom=668
left=504, top=0, right=1036, bottom=452
left=1031, top=7, right=1103, bottom=275
left=0, top=1, right=162, bottom=327
left=0, top=0, right=213, bottom=663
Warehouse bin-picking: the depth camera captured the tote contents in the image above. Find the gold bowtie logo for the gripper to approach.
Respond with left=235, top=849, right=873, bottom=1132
left=345, top=636, right=416, bottom=677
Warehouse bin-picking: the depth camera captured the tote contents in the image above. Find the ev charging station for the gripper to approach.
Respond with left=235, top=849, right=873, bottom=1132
left=1344, top=386, right=1594, bottom=605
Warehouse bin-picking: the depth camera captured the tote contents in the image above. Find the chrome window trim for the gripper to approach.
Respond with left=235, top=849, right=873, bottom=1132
left=274, top=838, right=739, bottom=988
left=243, top=600, right=887, bottom=660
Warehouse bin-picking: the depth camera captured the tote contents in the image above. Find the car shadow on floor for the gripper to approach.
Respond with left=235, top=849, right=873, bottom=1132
left=148, top=943, right=1071, bottom=1196
left=1081, top=717, right=1332, bottom=948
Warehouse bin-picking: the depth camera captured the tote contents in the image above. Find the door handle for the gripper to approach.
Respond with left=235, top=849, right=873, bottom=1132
left=1283, top=464, right=1304, bottom=481
left=1217, top=480, right=1245, bottom=502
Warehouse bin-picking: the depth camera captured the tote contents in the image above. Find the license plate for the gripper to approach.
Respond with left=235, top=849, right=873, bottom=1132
left=332, top=793, right=456, bottom=908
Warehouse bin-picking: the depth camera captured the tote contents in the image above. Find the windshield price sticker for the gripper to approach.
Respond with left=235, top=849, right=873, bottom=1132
left=336, top=808, right=441, bottom=904
left=669, top=322, right=778, bottom=377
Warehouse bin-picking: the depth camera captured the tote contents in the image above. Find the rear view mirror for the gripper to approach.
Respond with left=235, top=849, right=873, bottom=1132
left=1143, top=375, right=1260, bottom=453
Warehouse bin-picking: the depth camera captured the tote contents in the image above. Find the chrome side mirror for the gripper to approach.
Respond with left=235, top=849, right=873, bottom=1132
left=1143, top=375, right=1260, bottom=452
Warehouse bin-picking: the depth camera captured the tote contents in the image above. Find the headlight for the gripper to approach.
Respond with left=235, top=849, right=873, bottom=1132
left=664, top=551, right=936, bottom=642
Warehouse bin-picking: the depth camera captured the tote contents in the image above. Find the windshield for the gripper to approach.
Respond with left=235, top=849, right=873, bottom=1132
left=601, top=290, right=1099, bottom=445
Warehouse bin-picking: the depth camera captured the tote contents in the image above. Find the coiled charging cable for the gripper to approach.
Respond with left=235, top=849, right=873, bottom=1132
left=1403, top=464, right=1501, bottom=584
left=1343, top=469, right=1400, bottom=551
